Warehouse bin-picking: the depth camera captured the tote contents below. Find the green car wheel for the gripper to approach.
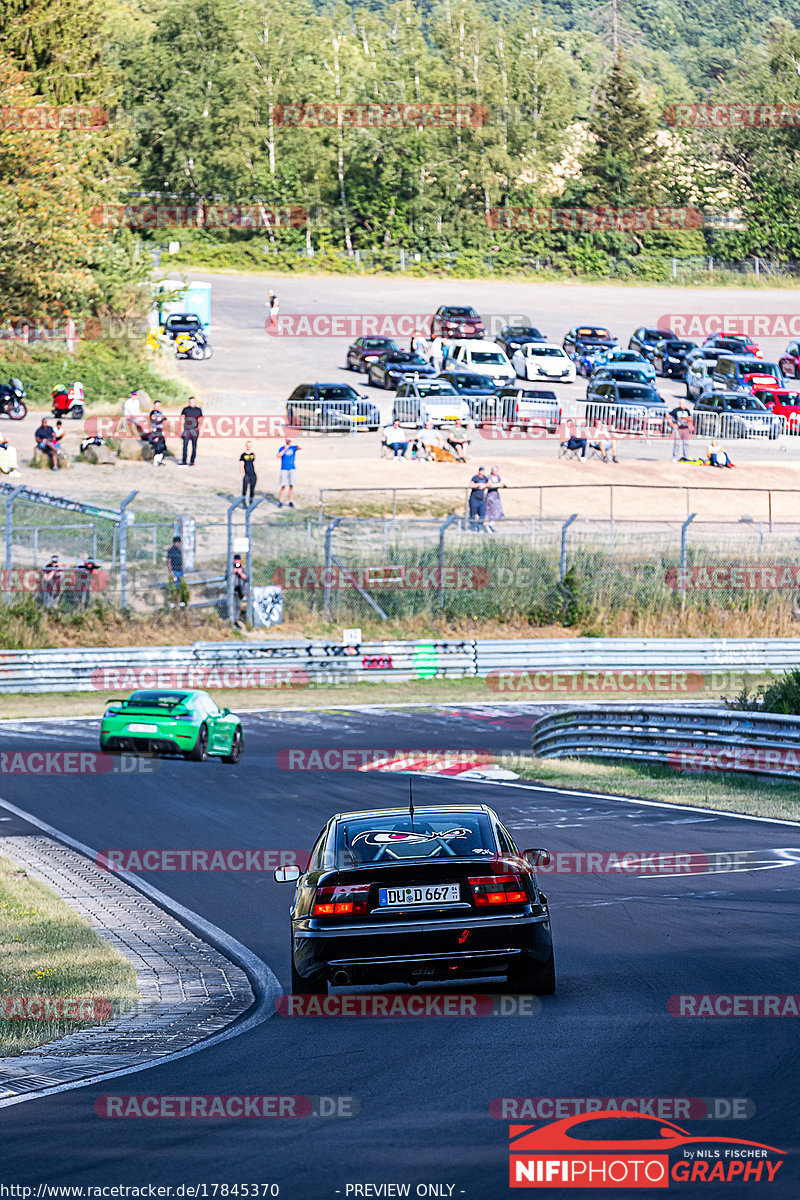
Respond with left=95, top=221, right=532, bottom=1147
left=222, top=727, right=243, bottom=764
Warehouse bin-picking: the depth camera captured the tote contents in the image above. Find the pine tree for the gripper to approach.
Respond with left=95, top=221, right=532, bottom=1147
left=579, top=52, right=663, bottom=207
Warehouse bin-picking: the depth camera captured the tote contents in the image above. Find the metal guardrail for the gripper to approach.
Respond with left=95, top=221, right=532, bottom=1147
left=0, top=639, right=476, bottom=693
left=531, top=705, right=800, bottom=779
left=0, top=636, right=797, bottom=695
left=476, top=637, right=800, bottom=676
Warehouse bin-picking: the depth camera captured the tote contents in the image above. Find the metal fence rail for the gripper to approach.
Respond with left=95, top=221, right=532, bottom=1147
left=530, top=706, right=800, bottom=779
left=0, top=637, right=796, bottom=695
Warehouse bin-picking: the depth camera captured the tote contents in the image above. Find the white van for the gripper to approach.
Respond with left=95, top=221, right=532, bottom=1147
left=446, top=339, right=515, bottom=383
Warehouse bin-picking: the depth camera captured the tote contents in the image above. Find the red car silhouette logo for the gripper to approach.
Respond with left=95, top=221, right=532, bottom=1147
left=511, top=1110, right=783, bottom=1154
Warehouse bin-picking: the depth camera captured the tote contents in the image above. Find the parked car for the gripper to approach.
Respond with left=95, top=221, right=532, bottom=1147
left=367, top=351, right=436, bottom=390
left=431, top=305, right=484, bottom=339
left=510, top=343, right=576, bottom=383
left=583, top=381, right=670, bottom=433
left=684, top=346, right=720, bottom=369
left=778, top=341, right=800, bottom=378
left=563, top=325, right=618, bottom=362
left=651, top=338, right=698, bottom=378
left=753, top=388, right=800, bottom=431
left=495, top=324, right=547, bottom=355
left=346, top=336, right=399, bottom=372
left=587, top=369, right=659, bottom=396
left=703, top=332, right=761, bottom=357
left=285, top=383, right=381, bottom=430
left=393, top=378, right=470, bottom=427
left=685, top=358, right=716, bottom=402
left=593, top=348, right=656, bottom=379
left=471, top=385, right=560, bottom=432
left=692, top=390, right=782, bottom=439
left=161, top=312, right=205, bottom=338
left=627, top=326, right=677, bottom=360
left=445, top=339, right=515, bottom=383
left=439, top=371, right=498, bottom=398
left=712, top=354, right=785, bottom=393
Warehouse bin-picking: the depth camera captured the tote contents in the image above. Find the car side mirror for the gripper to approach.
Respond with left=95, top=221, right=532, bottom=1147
left=274, top=865, right=301, bottom=883
left=221, top=707, right=231, bottom=716
left=523, top=848, right=551, bottom=868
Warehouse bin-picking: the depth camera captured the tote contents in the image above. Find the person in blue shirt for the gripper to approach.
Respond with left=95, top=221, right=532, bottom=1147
left=277, top=436, right=300, bottom=508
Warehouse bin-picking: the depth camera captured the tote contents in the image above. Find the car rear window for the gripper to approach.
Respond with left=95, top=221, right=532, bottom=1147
left=362, top=338, right=394, bottom=348
left=442, top=307, right=478, bottom=318
left=336, top=812, right=497, bottom=866
left=527, top=347, right=564, bottom=357
left=389, top=353, right=425, bottom=364
left=470, top=351, right=506, bottom=364
left=507, top=326, right=542, bottom=337
left=743, top=361, right=780, bottom=375
left=417, top=382, right=458, bottom=395
left=458, top=374, right=494, bottom=386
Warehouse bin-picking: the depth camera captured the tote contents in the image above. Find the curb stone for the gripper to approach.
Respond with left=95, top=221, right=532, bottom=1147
left=0, top=835, right=254, bottom=1097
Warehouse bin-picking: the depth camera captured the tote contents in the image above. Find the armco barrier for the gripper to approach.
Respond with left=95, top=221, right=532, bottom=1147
left=0, top=636, right=797, bottom=695
left=0, top=640, right=476, bottom=694
left=477, top=637, right=800, bottom=675
left=531, top=706, right=800, bottom=779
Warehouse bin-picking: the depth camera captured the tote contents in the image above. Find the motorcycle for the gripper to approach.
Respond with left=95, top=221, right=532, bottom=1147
left=0, top=378, right=28, bottom=420
left=51, top=381, right=85, bottom=419
left=174, top=330, right=213, bottom=360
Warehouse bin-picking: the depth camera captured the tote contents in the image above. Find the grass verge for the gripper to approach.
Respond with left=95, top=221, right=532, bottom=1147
left=0, top=855, right=139, bottom=1056
left=507, top=756, right=800, bottom=822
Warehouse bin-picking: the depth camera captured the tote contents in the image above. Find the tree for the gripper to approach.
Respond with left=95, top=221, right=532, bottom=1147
left=577, top=52, right=664, bottom=206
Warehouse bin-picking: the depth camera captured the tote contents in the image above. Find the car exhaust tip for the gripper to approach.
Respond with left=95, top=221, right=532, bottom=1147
left=332, top=970, right=351, bottom=986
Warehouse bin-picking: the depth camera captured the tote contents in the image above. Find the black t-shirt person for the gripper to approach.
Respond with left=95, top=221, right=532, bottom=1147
left=240, top=451, right=256, bottom=476
left=670, top=406, right=693, bottom=430
left=470, top=470, right=489, bottom=499
left=181, top=403, right=203, bottom=437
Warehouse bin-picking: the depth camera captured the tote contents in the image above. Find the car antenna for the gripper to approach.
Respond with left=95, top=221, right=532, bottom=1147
left=409, top=775, right=415, bottom=832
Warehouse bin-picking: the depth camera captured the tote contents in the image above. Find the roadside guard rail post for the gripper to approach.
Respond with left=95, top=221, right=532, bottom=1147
left=245, top=496, right=267, bottom=626
left=679, top=513, right=697, bottom=610
left=0, top=636, right=799, bottom=695
left=4, top=485, right=25, bottom=602
left=531, top=705, right=800, bottom=780
left=118, top=490, right=137, bottom=610
left=226, top=495, right=245, bottom=624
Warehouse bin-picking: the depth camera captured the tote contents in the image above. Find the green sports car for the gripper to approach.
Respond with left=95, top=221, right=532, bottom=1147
left=99, top=689, right=244, bottom=763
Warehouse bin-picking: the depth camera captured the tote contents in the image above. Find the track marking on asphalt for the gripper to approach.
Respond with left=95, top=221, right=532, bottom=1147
left=412, top=772, right=800, bottom=827
left=0, top=794, right=282, bottom=1110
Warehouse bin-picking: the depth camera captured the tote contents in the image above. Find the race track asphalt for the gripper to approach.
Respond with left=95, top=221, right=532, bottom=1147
left=0, top=704, right=797, bottom=1198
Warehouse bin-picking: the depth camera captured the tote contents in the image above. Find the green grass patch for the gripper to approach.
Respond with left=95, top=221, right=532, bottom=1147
left=0, top=340, right=189, bottom=411
left=508, top=756, right=800, bottom=822
left=0, top=855, right=139, bottom=1056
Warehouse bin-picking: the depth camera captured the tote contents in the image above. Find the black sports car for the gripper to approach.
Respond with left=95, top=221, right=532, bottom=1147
left=345, top=336, right=399, bottom=372
left=495, top=325, right=547, bottom=355
left=276, top=803, right=555, bottom=995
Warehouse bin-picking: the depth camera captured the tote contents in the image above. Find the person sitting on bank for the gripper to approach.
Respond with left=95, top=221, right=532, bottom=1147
left=707, top=438, right=733, bottom=467
left=0, top=436, right=20, bottom=477
left=416, top=420, right=441, bottom=460
left=35, top=418, right=59, bottom=469
left=446, top=422, right=470, bottom=462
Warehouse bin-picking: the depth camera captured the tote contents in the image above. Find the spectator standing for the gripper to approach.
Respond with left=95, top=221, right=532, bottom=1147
left=277, top=436, right=299, bottom=507
left=240, top=441, right=257, bottom=503
left=381, top=419, right=409, bottom=458
left=265, top=290, right=279, bottom=330
left=42, top=554, right=61, bottom=608
left=411, top=329, right=429, bottom=358
left=469, top=466, right=489, bottom=531
left=166, top=536, right=183, bottom=586
left=232, top=553, right=247, bottom=626
left=35, top=417, right=59, bottom=469
left=669, top=397, right=695, bottom=462
left=180, top=396, right=203, bottom=466
left=485, top=466, right=506, bottom=529
left=76, top=556, right=101, bottom=608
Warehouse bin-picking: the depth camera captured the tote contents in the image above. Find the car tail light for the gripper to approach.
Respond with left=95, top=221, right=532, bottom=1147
left=312, top=884, right=370, bottom=917
left=468, top=874, right=528, bottom=907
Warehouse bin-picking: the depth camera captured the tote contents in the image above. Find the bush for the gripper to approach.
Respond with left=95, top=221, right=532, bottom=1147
left=727, top=668, right=800, bottom=715
left=0, top=341, right=189, bottom=410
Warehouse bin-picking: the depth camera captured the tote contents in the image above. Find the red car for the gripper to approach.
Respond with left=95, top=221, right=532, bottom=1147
left=754, top=386, right=800, bottom=431
left=431, top=305, right=484, bottom=339
left=779, top=339, right=800, bottom=377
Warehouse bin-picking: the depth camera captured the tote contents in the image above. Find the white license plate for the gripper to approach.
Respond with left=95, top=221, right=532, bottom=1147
left=127, top=723, right=158, bottom=734
left=379, top=884, right=461, bottom=907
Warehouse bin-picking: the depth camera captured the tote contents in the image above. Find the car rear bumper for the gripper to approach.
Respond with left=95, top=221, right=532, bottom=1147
left=102, top=731, right=195, bottom=755
left=293, top=910, right=552, bottom=984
